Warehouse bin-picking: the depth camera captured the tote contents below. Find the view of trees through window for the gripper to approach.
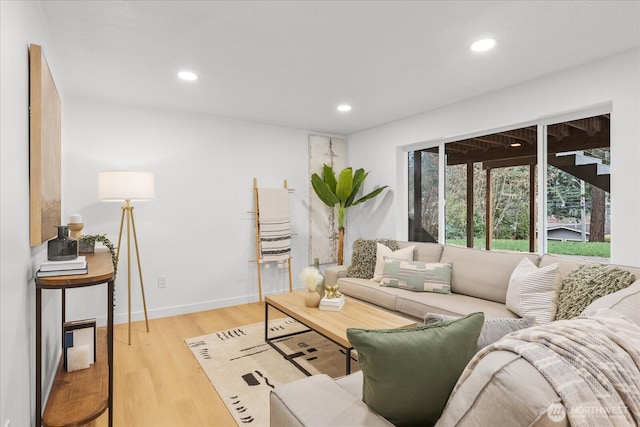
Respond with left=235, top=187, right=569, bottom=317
left=408, top=114, right=611, bottom=259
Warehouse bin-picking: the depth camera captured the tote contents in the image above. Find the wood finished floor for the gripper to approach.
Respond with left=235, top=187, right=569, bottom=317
left=93, top=301, right=285, bottom=427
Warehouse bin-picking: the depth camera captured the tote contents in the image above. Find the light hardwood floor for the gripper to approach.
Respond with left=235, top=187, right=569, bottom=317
left=93, top=301, right=285, bottom=427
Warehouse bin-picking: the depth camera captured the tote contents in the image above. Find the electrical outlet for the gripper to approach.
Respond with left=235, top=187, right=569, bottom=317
left=157, top=276, right=167, bottom=289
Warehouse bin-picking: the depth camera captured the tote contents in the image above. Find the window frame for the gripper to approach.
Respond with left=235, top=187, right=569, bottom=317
left=403, top=103, right=612, bottom=256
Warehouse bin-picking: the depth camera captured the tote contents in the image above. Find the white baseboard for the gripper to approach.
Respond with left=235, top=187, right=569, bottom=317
left=93, top=288, right=304, bottom=327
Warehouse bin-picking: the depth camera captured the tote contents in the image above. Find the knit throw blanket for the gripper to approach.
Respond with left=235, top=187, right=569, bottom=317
left=455, top=311, right=640, bottom=427
left=257, top=188, right=291, bottom=262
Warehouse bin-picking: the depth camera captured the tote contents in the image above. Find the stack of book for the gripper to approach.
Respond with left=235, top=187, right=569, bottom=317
left=36, top=256, right=88, bottom=278
left=319, top=295, right=345, bottom=311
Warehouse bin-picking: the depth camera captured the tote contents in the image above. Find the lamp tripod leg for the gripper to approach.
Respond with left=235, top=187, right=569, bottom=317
left=114, top=206, right=132, bottom=344
left=126, top=207, right=132, bottom=345
left=129, top=208, right=150, bottom=333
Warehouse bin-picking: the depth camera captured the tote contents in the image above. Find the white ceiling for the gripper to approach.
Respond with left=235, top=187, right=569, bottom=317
left=38, top=1, right=640, bottom=136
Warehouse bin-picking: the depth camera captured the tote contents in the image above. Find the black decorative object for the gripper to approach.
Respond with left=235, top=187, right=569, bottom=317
left=47, top=225, right=78, bottom=261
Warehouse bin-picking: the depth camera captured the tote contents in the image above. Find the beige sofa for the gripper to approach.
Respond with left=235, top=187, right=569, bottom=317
left=270, top=242, right=640, bottom=426
left=324, top=241, right=639, bottom=322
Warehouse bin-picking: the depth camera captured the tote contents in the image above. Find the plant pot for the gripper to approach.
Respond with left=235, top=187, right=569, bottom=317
left=79, top=241, right=95, bottom=253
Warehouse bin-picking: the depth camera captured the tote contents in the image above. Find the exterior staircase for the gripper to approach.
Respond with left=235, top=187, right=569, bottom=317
left=548, top=151, right=610, bottom=192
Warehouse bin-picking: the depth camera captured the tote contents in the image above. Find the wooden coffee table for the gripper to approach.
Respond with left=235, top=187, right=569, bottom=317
left=265, top=290, right=416, bottom=376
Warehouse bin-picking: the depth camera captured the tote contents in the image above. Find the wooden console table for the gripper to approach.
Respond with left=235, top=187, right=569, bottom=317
left=35, top=249, right=115, bottom=427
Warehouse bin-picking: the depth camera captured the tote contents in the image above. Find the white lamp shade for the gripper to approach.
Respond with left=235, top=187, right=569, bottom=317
left=99, top=171, right=155, bottom=201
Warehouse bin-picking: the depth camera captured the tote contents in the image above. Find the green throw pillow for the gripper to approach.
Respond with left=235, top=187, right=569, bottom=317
left=346, top=238, right=398, bottom=279
left=380, top=259, right=452, bottom=293
left=347, top=312, right=484, bottom=426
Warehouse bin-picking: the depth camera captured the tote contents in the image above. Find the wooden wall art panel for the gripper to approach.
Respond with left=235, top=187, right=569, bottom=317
left=29, top=44, right=62, bottom=246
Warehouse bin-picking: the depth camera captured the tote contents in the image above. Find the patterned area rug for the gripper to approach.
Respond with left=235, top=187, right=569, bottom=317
left=185, top=318, right=359, bottom=426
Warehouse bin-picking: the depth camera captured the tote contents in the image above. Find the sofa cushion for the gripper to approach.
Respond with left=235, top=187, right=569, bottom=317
left=435, top=351, right=567, bottom=427
left=581, top=280, right=640, bottom=326
left=395, top=291, right=518, bottom=319
left=538, top=254, right=584, bottom=281
left=270, top=374, right=393, bottom=426
left=398, top=241, right=443, bottom=263
left=556, top=263, right=636, bottom=320
left=338, top=277, right=399, bottom=311
left=347, top=238, right=398, bottom=279
left=506, top=257, right=561, bottom=324
left=335, top=370, right=364, bottom=399
left=338, top=277, right=518, bottom=320
left=346, top=312, right=484, bottom=427
left=424, top=313, right=535, bottom=350
left=539, top=255, right=640, bottom=282
left=380, top=259, right=452, bottom=293
left=372, top=243, right=415, bottom=282
left=440, top=245, right=540, bottom=303
left=338, top=276, right=517, bottom=319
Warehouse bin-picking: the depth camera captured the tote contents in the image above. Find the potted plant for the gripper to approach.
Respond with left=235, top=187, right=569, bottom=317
left=311, top=165, right=388, bottom=265
left=79, top=234, right=118, bottom=271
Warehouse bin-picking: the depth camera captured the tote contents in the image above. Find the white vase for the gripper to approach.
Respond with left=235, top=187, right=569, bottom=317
left=304, top=290, right=322, bottom=307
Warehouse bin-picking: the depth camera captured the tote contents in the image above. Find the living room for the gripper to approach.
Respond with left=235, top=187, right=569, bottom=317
left=2, top=1, right=640, bottom=426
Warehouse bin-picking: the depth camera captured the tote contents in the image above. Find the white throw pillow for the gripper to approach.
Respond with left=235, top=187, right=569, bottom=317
left=371, top=243, right=415, bottom=282
left=506, top=257, right=561, bottom=324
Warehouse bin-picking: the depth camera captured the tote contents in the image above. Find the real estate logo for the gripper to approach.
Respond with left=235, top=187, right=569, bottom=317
left=547, top=402, right=566, bottom=422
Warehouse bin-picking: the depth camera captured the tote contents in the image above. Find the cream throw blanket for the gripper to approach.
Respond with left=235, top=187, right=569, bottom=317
left=456, top=310, right=640, bottom=427
left=257, top=188, right=291, bottom=262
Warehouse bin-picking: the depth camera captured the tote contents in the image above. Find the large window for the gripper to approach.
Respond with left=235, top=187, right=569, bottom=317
left=408, top=113, right=611, bottom=260
left=545, top=116, right=610, bottom=258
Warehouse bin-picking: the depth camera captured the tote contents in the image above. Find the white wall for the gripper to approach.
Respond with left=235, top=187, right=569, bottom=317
left=0, top=2, right=64, bottom=426
left=62, top=98, right=321, bottom=325
left=346, top=49, right=640, bottom=267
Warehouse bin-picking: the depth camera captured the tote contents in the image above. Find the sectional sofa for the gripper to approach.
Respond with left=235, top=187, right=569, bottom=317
left=270, top=241, right=640, bottom=426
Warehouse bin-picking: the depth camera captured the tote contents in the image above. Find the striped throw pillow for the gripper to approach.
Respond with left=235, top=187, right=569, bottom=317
left=381, top=259, right=452, bottom=293
left=506, top=257, right=561, bottom=324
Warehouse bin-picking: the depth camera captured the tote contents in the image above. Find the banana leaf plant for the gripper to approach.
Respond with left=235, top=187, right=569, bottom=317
left=311, top=165, right=388, bottom=265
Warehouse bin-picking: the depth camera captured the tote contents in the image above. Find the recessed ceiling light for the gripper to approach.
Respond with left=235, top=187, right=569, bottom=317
left=337, top=105, right=352, bottom=112
left=510, top=142, right=522, bottom=147
left=470, top=38, right=496, bottom=52
left=177, top=71, right=198, bottom=81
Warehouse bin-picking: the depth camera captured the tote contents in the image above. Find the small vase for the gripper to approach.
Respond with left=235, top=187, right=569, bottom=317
left=47, top=225, right=78, bottom=261
left=304, top=290, right=322, bottom=307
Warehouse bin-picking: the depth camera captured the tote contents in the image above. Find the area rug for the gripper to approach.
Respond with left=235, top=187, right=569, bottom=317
left=185, top=318, right=359, bottom=426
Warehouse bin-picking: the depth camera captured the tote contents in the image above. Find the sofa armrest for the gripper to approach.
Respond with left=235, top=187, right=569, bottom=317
left=270, top=374, right=392, bottom=427
left=324, top=265, right=349, bottom=287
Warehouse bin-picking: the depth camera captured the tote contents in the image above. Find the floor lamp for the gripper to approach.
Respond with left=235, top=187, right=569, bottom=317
left=99, top=170, right=155, bottom=345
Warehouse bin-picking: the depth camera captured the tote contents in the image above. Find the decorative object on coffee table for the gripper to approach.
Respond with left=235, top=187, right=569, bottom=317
left=319, top=294, right=344, bottom=311
left=311, top=165, right=388, bottom=265
left=99, top=170, right=154, bottom=344
left=300, top=265, right=324, bottom=307
left=304, top=290, right=322, bottom=307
